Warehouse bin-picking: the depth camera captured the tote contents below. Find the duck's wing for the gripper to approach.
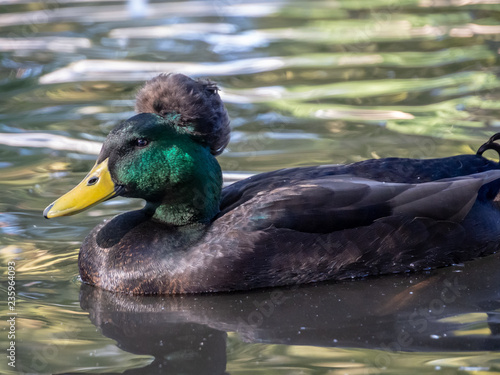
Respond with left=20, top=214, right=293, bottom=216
left=218, top=169, right=500, bottom=233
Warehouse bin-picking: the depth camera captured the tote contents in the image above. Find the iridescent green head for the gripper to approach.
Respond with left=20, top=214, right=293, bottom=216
left=44, top=74, right=230, bottom=226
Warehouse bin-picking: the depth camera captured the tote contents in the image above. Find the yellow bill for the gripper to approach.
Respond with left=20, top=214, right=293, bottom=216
left=44, top=158, right=118, bottom=218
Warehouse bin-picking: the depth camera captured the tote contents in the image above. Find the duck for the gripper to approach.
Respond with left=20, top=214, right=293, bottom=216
left=44, top=73, right=500, bottom=295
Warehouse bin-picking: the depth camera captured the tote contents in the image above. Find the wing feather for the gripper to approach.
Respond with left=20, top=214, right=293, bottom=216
left=219, top=169, right=500, bottom=233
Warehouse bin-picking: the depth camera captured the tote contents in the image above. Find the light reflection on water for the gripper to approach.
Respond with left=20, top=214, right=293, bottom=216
left=0, top=0, right=499, bottom=373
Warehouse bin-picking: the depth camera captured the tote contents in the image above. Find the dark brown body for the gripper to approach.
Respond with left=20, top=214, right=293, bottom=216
left=79, top=154, right=500, bottom=294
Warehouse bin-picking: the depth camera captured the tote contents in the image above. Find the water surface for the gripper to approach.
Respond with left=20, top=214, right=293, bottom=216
left=1, top=0, right=500, bottom=373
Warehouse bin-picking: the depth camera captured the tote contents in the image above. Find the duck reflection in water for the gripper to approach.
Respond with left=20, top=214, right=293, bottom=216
left=80, top=252, right=500, bottom=374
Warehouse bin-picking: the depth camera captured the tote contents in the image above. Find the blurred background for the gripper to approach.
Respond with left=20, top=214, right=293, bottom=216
left=0, top=0, right=500, bottom=374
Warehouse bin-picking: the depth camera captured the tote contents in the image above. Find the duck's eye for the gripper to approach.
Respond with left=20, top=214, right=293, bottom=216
left=134, top=138, right=149, bottom=148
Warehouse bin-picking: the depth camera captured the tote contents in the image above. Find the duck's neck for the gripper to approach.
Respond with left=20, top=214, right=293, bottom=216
left=144, top=159, right=223, bottom=226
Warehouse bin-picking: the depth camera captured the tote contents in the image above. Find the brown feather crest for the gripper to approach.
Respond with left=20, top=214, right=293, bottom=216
left=135, top=73, right=230, bottom=156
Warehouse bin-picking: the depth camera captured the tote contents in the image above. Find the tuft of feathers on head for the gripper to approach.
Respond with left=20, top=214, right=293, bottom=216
left=135, top=73, right=230, bottom=156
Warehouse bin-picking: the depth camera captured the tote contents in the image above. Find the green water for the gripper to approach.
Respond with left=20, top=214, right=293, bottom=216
left=1, top=0, right=500, bottom=373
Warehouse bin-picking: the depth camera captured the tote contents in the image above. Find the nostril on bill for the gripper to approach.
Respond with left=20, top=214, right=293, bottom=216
left=87, top=177, right=99, bottom=186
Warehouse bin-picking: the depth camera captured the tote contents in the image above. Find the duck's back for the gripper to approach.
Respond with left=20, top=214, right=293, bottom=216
left=206, top=154, right=500, bottom=291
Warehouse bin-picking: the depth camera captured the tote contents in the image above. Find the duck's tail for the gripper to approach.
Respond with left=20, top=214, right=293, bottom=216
left=477, top=133, right=500, bottom=158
